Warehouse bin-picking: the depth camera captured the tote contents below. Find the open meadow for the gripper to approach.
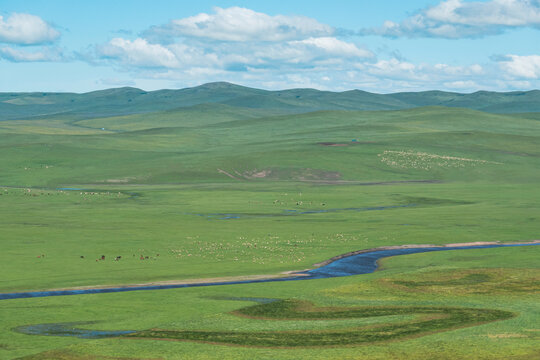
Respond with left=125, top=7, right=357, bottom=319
left=0, top=87, right=539, bottom=359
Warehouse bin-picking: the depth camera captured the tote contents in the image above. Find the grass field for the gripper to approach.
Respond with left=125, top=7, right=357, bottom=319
left=0, top=91, right=539, bottom=359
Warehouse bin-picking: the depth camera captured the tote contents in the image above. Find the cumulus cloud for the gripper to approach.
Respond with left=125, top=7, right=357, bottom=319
left=366, top=0, right=540, bottom=38
left=443, top=80, right=479, bottom=89
left=0, top=46, right=62, bottom=62
left=434, top=63, right=483, bottom=75
left=363, top=59, right=423, bottom=80
left=0, top=13, right=59, bottom=44
left=291, top=37, right=373, bottom=58
left=498, top=54, right=540, bottom=78
left=96, top=35, right=372, bottom=72
left=99, top=38, right=180, bottom=68
left=251, top=60, right=492, bottom=92
left=358, top=59, right=484, bottom=82
left=144, top=6, right=333, bottom=42
left=95, top=8, right=372, bottom=73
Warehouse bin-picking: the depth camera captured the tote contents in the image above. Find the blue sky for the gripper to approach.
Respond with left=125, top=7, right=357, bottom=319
left=0, top=0, right=539, bottom=92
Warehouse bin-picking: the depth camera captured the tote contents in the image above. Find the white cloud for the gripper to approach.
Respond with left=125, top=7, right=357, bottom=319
left=443, top=80, right=479, bottom=89
left=0, top=46, right=62, bottom=62
left=352, top=59, right=487, bottom=89
left=368, top=0, right=540, bottom=38
left=504, top=80, right=532, bottom=88
left=96, top=33, right=371, bottom=72
left=498, top=54, right=540, bottom=78
left=245, top=37, right=372, bottom=67
left=434, top=63, right=483, bottom=75
left=99, top=38, right=180, bottom=68
left=92, top=7, right=372, bottom=77
left=95, top=36, right=372, bottom=73
left=292, top=37, right=373, bottom=58
left=365, top=59, right=422, bottom=80
left=425, top=0, right=540, bottom=26
left=168, top=43, right=220, bottom=67
left=0, top=13, right=59, bottom=44
left=145, top=6, right=333, bottom=42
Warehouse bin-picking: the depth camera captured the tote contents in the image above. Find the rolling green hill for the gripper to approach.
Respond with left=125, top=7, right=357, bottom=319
left=1, top=82, right=539, bottom=121
left=1, top=106, right=539, bottom=188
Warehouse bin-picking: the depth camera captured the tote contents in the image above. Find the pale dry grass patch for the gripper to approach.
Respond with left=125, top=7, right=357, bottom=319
left=378, top=150, right=502, bottom=170
left=169, top=233, right=361, bottom=265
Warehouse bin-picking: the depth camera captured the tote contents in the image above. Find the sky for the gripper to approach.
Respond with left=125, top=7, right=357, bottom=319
left=0, top=0, right=539, bottom=93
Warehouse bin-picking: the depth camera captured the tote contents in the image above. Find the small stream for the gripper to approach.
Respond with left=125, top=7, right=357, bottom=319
left=1, top=243, right=537, bottom=301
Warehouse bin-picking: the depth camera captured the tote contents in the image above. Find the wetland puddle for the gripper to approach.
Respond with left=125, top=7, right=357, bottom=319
left=190, top=204, right=416, bottom=220
left=14, top=323, right=135, bottom=339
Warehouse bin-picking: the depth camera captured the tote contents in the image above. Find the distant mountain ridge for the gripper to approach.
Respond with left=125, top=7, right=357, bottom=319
left=1, top=82, right=539, bottom=120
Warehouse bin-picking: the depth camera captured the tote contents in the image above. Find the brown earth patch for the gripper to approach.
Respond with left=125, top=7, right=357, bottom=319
left=18, top=273, right=297, bottom=293
left=318, top=141, right=376, bottom=147
left=299, top=179, right=442, bottom=185
left=381, top=267, right=540, bottom=295
left=295, top=168, right=341, bottom=181
left=220, top=168, right=342, bottom=181
left=318, top=142, right=348, bottom=146
left=243, top=169, right=272, bottom=179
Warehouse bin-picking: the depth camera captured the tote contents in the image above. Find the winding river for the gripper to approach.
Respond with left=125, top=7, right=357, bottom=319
left=1, top=242, right=537, bottom=301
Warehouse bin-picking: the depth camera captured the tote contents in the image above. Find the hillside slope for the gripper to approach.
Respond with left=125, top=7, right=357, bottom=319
left=1, top=82, right=539, bottom=121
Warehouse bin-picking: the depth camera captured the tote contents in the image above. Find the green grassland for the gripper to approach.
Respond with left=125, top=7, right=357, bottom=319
left=0, top=88, right=539, bottom=359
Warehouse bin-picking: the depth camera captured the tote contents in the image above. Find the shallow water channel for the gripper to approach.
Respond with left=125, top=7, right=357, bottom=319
left=14, top=323, right=135, bottom=339
left=1, top=243, right=537, bottom=301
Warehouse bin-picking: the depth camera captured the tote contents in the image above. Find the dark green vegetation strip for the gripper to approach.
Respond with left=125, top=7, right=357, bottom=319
left=393, top=273, right=493, bottom=287
left=126, top=300, right=514, bottom=347
left=383, top=268, right=540, bottom=295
